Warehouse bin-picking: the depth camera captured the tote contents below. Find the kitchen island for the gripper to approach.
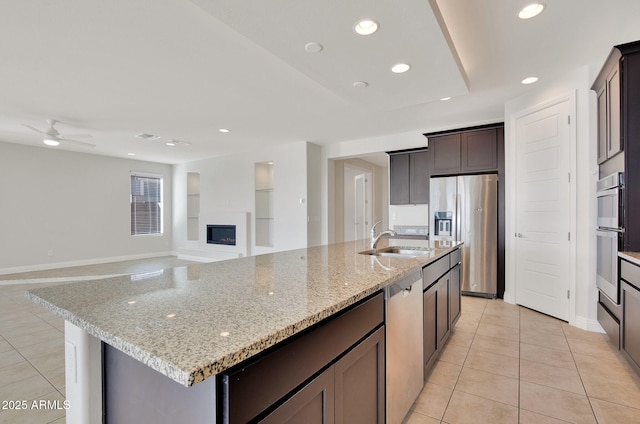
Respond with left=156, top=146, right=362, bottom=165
left=27, top=239, right=462, bottom=423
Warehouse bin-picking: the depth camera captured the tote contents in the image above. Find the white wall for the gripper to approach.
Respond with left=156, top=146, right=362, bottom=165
left=172, top=141, right=312, bottom=259
left=504, top=65, right=598, bottom=330
left=0, top=142, right=173, bottom=273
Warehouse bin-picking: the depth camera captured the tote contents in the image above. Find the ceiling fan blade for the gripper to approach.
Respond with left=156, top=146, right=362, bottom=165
left=61, top=133, right=93, bottom=139
left=63, top=138, right=96, bottom=148
left=23, top=124, right=47, bottom=135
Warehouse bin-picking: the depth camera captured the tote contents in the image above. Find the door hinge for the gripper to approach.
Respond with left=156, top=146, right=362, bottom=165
left=568, top=172, right=571, bottom=183
left=568, top=115, right=571, bottom=124
left=568, top=232, right=571, bottom=241
left=567, top=290, right=570, bottom=299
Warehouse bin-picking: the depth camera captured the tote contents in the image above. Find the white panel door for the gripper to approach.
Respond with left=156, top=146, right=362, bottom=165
left=353, top=173, right=372, bottom=241
left=515, top=99, right=571, bottom=321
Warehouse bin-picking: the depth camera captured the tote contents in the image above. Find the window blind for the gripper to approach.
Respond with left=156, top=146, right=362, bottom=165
left=130, top=173, right=162, bottom=235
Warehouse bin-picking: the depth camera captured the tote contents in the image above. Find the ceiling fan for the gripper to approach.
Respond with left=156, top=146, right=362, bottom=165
left=23, top=119, right=95, bottom=148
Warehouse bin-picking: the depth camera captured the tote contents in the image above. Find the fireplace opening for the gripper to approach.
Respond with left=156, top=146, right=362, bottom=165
left=207, top=225, right=236, bottom=246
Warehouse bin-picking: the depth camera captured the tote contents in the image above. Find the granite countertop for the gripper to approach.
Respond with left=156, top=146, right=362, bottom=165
left=27, top=239, right=461, bottom=387
left=620, top=251, right=640, bottom=266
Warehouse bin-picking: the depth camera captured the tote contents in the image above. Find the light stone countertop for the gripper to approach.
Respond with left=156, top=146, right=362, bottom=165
left=620, top=251, right=640, bottom=266
left=27, top=239, right=461, bottom=387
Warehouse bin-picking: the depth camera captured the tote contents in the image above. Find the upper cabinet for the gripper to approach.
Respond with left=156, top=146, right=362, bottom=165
left=429, top=134, right=460, bottom=175
left=388, top=149, right=429, bottom=205
left=428, top=128, right=499, bottom=176
left=594, top=40, right=640, bottom=251
left=593, top=50, right=622, bottom=164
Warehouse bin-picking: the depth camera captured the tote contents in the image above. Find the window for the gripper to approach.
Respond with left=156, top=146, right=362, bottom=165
left=130, top=173, right=163, bottom=235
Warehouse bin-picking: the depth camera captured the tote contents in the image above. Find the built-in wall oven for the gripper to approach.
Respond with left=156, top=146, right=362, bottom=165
left=596, top=172, right=624, bottom=303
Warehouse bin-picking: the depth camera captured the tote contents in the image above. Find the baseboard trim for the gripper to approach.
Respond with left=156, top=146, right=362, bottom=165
left=0, top=251, right=175, bottom=277
left=573, top=315, right=605, bottom=333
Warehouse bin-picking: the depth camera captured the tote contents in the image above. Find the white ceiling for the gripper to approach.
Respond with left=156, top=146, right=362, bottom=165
left=1, top=0, right=640, bottom=164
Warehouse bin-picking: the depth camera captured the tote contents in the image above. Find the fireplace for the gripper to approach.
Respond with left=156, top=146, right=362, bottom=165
left=207, top=225, right=236, bottom=246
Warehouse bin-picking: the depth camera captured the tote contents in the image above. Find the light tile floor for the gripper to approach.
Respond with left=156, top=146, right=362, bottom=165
left=405, top=296, right=640, bottom=424
left=3, top=259, right=640, bottom=423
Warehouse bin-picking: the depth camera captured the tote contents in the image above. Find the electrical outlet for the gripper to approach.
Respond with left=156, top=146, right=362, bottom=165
left=47, top=249, right=54, bottom=257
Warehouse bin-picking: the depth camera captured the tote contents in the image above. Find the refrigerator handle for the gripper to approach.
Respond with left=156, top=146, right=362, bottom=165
left=455, top=192, right=461, bottom=242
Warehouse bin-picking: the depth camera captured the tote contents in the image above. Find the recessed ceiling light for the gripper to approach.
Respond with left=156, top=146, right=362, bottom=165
left=354, top=19, right=379, bottom=36
left=304, top=42, right=323, bottom=53
left=440, top=96, right=452, bottom=101
left=166, top=313, right=176, bottom=318
left=353, top=81, right=368, bottom=89
left=518, top=3, right=545, bottom=19
left=127, top=152, right=136, bottom=156
left=219, top=128, right=230, bottom=133
left=135, top=133, right=160, bottom=140
left=521, top=76, right=539, bottom=84
left=43, top=138, right=60, bottom=146
left=166, top=141, right=176, bottom=146
left=391, top=63, right=411, bottom=74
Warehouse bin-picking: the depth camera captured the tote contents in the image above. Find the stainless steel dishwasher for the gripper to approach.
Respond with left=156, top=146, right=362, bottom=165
left=385, top=269, right=424, bottom=424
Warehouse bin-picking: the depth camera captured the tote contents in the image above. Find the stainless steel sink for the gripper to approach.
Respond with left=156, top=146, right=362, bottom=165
left=359, top=246, right=433, bottom=258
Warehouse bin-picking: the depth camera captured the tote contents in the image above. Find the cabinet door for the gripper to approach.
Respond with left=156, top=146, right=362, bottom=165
left=334, top=327, right=385, bottom=424
left=410, top=150, right=430, bottom=204
left=450, top=264, right=461, bottom=326
left=389, top=153, right=410, bottom=205
left=596, top=85, right=608, bottom=164
left=622, top=281, right=640, bottom=371
left=423, top=285, right=438, bottom=372
left=437, top=274, right=451, bottom=347
left=429, top=134, right=461, bottom=175
left=260, top=367, right=335, bottom=424
left=461, top=129, right=498, bottom=172
left=607, top=64, right=622, bottom=159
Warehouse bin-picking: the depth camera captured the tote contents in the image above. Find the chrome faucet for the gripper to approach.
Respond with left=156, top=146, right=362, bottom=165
left=370, top=221, right=397, bottom=250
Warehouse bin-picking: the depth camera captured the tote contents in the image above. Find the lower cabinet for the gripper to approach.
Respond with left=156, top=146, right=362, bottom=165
left=423, top=281, right=438, bottom=371
left=436, top=273, right=451, bottom=347
left=260, top=367, right=335, bottom=424
left=621, top=258, right=640, bottom=374
left=334, top=328, right=385, bottom=424
left=219, top=293, right=384, bottom=423
left=450, top=263, right=461, bottom=326
left=423, top=248, right=461, bottom=374
left=261, top=328, right=385, bottom=424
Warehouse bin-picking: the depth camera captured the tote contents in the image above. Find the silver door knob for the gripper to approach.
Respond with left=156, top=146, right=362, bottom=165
left=516, top=233, right=524, bottom=238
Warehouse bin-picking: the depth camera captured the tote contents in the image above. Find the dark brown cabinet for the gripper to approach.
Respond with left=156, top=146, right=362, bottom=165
left=388, top=149, right=429, bottom=204
left=593, top=41, right=640, bottom=251
left=422, top=248, right=461, bottom=373
left=334, top=327, right=385, bottom=424
left=621, top=259, right=640, bottom=374
left=436, top=273, right=451, bottom=347
left=260, top=367, right=335, bottom=424
left=593, top=53, right=622, bottom=164
left=219, top=293, right=384, bottom=423
left=410, top=150, right=430, bottom=204
left=389, top=153, right=410, bottom=204
left=428, top=128, right=499, bottom=176
left=429, top=134, right=461, bottom=175
left=461, top=129, right=498, bottom=172
left=422, top=285, right=438, bottom=373
left=262, top=327, right=385, bottom=424
left=450, top=263, right=461, bottom=326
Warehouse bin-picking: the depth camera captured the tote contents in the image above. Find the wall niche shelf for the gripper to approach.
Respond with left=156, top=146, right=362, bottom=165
left=255, top=162, right=274, bottom=247
left=187, top=172, right=200, bottom=241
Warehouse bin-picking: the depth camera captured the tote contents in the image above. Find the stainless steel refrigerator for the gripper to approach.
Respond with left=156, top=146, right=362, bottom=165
left=430, top=174, right=498, bottom=298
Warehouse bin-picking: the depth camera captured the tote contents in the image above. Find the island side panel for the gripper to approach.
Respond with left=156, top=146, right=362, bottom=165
left=104, top=345, right=216, bottom=424
left=65, top=321, right=103, bottom=424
